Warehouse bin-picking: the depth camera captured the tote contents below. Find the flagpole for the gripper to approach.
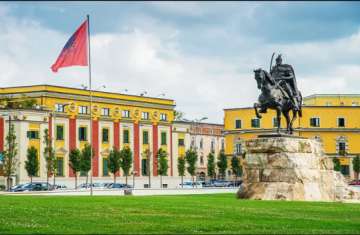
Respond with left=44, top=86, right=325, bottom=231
left=87, top=14, right=93, bottom=196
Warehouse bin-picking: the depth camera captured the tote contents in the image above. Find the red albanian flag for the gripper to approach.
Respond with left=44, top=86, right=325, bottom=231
left=51, top=19, right=88, bottom=72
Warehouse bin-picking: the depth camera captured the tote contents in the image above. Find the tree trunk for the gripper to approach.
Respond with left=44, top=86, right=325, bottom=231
left=30, top=176, right=33, bottom=184
left=47, top=174, right=49, bottom=191
left=75, top=173, right=78, bottom=189
left=181, top=175, right=183, bottom=188
left=53, top=173, right=56, bottom=190
left=355, top=171, right=359, bottom=181
left=114, top=173, right=116, bottom=184
left=7, top=177, right=10, bottom=191
left=125, top=175, right=128, bottom=185
left=86, top=173, right=89, bottom=188
left=160, top=175, right=162, bottom=188
left=192, top=175, right=194, bottom=188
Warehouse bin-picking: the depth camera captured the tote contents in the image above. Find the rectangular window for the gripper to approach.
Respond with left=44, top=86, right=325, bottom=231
left=161, top=132, right=167, bottom=145
left=211, top=140, right=215, bottom=153
left=78, top=106, right=88, bottom=114
left=178, top=139, right=185, bottom=146
left=221, top=139, right=225, bottom=150
left=55, top=104, right=65, bottom=112
left=101, top=108, right=110, bottom=116
left=340, top=165, right=350, bottom=176
left=27, top=130, right=39, bottom=139
left=122, top=110, right=130, bottom=118
left=143, top=131, right=149, bottom=145
left=338, top=118, right=345, bottom=127
left=56, top=125, right=64, bottom=140
left=251, top=118, right=260, bottom=128
left=235, top=120, right=241, bottom=129
left=123, top=129, right=130, bottom=144
left=103, top=158, right=109, bottom=176
left=273, top=118, right=279, bottom=128
left=338, top=142, right=346, bottom=155
left=141, top=159, right=148, bottom=176
left=78, top=127, right=87, bottom=141
left=141, top=112, right=149, bottom=120
left=352, top=101, right=359, bottom=106
left=56, top=158, right=64, bottom=177
left=102, top=128, right=109, bottom=143
left=160, top=113, right=167, bottom=121
left=310, top=117, right=320, bottom=127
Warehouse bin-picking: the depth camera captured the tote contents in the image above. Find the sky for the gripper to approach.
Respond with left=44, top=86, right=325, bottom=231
left=1, top=2, right=360, bottom=123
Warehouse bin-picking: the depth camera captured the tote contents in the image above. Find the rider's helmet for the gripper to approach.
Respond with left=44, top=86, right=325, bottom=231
left=275, top=54, right=282, bottom=65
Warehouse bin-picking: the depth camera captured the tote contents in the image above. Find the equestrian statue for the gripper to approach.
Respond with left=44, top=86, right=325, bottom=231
left=253, top=53, right=302, bottom=134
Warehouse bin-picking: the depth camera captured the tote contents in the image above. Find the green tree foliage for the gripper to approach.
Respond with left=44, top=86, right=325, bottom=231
left=231, top=156, right=242, bottom=182
left=217, top=150, right=228, bottom=180
left=3, top=123, right=18, bottom=190
left=43, top=128, right=56, bottom=189
left=177, top=156, right=186, bottom=188
left=352, top=155, right=360, bottom=180
left=120, top=146, right=132, bottom=185
left=108, top=147, right=121, bottom=184
left=333, top=158, right=341, bottom=172
left=80, top=143, right=93, bottom=186
left=207, top=152, right=216, bottom=180
left=69, top=148, right=81, bottom=189
left=25, top=146, right=39, bottom=184
left=157, top=148, right=168, bottom=188
left=173, top=110, right=185, bottom=121
left=0, top=95, right=37, bottom=109
left=185, top=148, right=198, bottom=186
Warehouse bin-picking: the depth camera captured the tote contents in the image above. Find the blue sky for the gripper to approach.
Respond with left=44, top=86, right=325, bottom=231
left=1, top=2, right=360, bottom=122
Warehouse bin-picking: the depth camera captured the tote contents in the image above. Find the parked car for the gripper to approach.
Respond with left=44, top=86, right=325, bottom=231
left=212, top=180, right=232, bottom=187
left=179, top=181, right=203, bottom=188
left=12, top=182, right=51, bottom=192
left=349, top=180, right=360, bottom=186
left=10, top=184, right=24, bottom=191
left=108, top=183, right=132, bottom=189
left=53, top=184, right=67, bottom=190
left=228, top=180, right=243, bottom=187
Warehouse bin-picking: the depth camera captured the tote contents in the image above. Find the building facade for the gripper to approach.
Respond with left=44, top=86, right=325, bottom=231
left=224, top=94, right=360, bottom=179
left=172, top=121, right=225, bottom=180
left=0, top=85, right=177, bottom=187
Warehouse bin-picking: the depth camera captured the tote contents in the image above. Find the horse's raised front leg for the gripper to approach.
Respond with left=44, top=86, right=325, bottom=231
left=254, top=103, right=262, bottom=118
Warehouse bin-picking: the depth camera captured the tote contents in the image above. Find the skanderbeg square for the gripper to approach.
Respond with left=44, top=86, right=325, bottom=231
left=0, top=1, right=360, bottom=235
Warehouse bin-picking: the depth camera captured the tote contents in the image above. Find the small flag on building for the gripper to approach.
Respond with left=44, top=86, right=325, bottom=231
left=51, top=19, right=88, bottom=73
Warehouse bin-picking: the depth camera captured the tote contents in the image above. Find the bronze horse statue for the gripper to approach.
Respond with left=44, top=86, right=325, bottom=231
left=253, top=68, right=302, bottom=134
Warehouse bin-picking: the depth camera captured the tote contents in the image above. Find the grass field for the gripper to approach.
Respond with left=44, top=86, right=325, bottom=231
left=0, top=194, right=359, bottom=234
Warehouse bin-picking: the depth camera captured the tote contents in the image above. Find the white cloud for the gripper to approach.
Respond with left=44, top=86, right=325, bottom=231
left=1, top=5, right=360, bottom=123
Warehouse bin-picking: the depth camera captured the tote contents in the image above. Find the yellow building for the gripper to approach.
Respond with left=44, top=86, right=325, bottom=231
left=224, top=94, right=360, bottom=179
left=0, top=85, right=177, bottom=187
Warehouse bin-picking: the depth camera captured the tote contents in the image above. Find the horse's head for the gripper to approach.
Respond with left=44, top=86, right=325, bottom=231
left=254, top=68, right=264, bottom=90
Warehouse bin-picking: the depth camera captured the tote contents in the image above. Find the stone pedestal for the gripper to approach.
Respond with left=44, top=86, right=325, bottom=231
left=237, top=136, right=360, bottom=201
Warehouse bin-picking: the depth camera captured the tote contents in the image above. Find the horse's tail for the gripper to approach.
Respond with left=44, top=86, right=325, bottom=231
left=298, top=107, right=302, bottom=118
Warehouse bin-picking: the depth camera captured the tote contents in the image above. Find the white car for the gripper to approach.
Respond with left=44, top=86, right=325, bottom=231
left=179, top=181, right=203, bottom=188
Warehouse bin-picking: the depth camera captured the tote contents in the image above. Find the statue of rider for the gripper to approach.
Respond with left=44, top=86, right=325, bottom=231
left=270, top=54, right=300, bottom=111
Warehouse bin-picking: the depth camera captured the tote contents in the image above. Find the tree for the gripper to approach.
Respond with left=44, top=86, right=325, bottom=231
left=108, top=147, right=121, bottom=184
left=231, top=155, right=242, bottom=184
left=207, top=152, right=216, bottom=180
left=120, top=146, right=132, bottom=185
left=141, top=149, right=151, bottom=187
left=69, top=148, right=81, bottom=189
left=174, top=110, right=185, bottom=121
left=217, top=150, right=228, bottom=180
left=25, top=146, right=39, bottom=184
left=80, top=143, right=93, bottom=187
left=157, top=148, right=168, bottom=188
left=43, top=128, right=56, bottom=190
left=177, top=156, right=186, bottom=188
left=352, top=155, right=360, bottom=180
left=185, top=148, right=198, bottom=187
left=333, top=158, right=341, bottom=172
left=3, top=123, right=18, bottom=190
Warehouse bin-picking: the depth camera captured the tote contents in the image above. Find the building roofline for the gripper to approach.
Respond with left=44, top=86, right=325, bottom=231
left=0, top=84, right=175, bottom=104
left=224, top=105, right=360, bottom=111
left=303, top=94, right=360, bottom=99
left=173, top=120, right=224, bottom=127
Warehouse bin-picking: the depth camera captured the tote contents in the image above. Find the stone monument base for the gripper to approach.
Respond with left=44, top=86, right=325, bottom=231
left=237, top=136, right=360, bottom=201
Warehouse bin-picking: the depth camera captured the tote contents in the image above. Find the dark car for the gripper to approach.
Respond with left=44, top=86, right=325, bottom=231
left=349, top=180, right=360, bottom=186
left=108, top=183, right=132, bottom=189
left=12, top=182, right=51, bottom=192
left=212, top=180, right=232, bottom=187
left=228, top=180, right=243, bottom=187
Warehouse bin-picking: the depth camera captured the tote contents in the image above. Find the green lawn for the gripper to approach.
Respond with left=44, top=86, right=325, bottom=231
left=0, top=194, right=359, bottom=234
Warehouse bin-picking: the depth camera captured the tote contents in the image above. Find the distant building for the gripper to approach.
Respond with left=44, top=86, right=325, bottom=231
left=224, top=94, right=360, bottom=179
